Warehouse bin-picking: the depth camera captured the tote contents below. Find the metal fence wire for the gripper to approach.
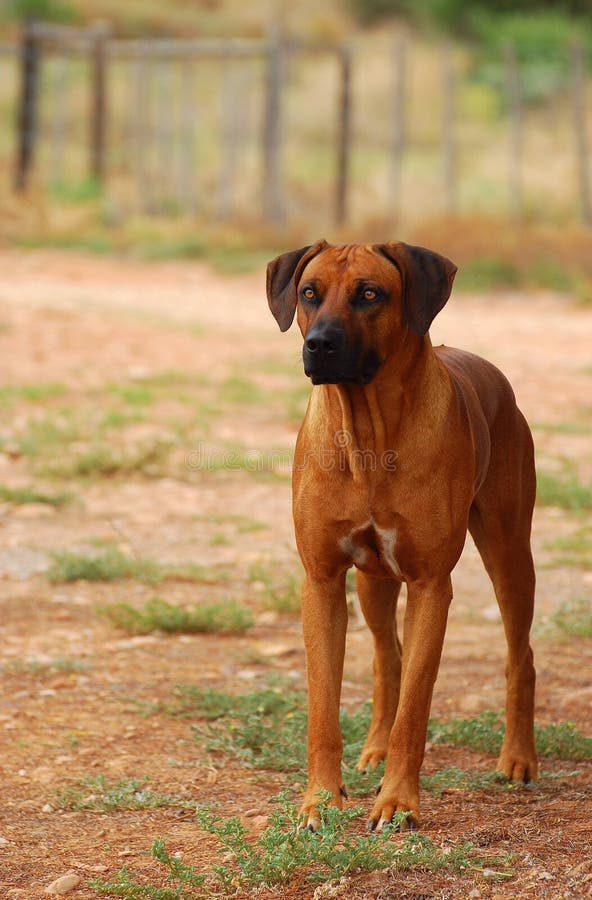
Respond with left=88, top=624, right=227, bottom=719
left=3, top=21, right=592, bottom=227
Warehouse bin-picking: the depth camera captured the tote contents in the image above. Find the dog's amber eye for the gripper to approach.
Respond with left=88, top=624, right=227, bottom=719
left=363, top=289, right=377, bottom=301
left=302, top=287, right=316, bottom=301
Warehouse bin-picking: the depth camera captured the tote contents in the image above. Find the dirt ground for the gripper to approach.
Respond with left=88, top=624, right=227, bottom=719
left=0, top=248, right=591, bottom=899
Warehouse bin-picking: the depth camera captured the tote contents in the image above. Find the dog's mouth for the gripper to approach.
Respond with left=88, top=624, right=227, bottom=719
left=304, top=352, right=381, bottom=386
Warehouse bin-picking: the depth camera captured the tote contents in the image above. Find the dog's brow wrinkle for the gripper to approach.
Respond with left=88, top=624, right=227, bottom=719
left=335, top=244, right=352, bottom=265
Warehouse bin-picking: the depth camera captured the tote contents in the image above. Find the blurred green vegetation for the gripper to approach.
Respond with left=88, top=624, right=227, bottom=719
left=349, top=0, right=592, bottom=31
left=3, top=0, right=77, bottom=23
left=351, top=2, right=592, bottom=103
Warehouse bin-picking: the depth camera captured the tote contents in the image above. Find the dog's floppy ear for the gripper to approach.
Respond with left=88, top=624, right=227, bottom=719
left=376, top=241, right=457, bottom=336
left=266, top=240, right=328, bottom=332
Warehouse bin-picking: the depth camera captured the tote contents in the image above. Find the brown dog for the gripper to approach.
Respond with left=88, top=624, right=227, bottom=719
left=266, top=240, right=537, bottom=831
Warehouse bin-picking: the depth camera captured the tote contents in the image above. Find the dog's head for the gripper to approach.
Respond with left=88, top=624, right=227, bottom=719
left=266, top=241, right=457, bottom=385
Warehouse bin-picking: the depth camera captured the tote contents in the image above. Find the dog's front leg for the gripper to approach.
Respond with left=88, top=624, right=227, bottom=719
left=369, top=575, right=453, bottom=831
left=300, top=569, right=348, bottom=831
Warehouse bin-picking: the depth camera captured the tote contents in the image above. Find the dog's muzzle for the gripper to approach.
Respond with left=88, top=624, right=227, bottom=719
left=303, top=321, right=380, bottom=385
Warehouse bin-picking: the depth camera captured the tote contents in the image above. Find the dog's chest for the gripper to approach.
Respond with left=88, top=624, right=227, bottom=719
left=338, top=520, right=403, bottom=579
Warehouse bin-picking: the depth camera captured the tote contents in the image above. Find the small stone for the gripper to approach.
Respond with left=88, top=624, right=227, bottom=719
left=44, top=873, right=81, bottom=895
left=244, top=807, right=266, bottom=818
left=42, top=804, right=53, bottom=813
left=482, top=604, right=501, bottom=621
left=255, top=642, right=297, bottom=658
left=257, top=611, right=279, bottom=625
left=0, top=836, right=9, bottom=846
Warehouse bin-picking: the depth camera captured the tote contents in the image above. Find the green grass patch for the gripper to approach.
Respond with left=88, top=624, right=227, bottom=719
left=0, top=382, right=67, bottom=406
left=249, top=561, right=301, bottom=614
left=91, top=794, right=512, bottom=896
left=99, top=597, right=253, bottom=635
left=191, top=687, right=310, bottom=777
left=193, top=513, right=267, bottom=534
left=105, top=383, right=157, bottom=407
left=420, top=767, right=507, bottom=796
left=218, top=375, right=267, bottom=406
left=429, top=712, right=592, bottom=759
left=144, top=684, right=375, bottom=791
left=532, top=420, right=592, bottom=436
left=545, top=527, right=592, bottom=568
left=49, top=176, right=102, bottom=205
left=0, top=484, right=72, bottom=506
left=3, top=657, right=87, bottom=676
left=14, top=413, right=80, bottom=459
left=454, top=256, right=592, bottom=298
left=534, top=721, right=592, bottom=759
left=135, top=688, right=592, bottom=803
left=48, top=545, right=223, bottom=585
left=544, top=596, right=592, bottom=638
left=456, top=258, right=522, bottom=292
left=536, top=470, right=592, bottom=512
left=191, top=444, right=293, bottom=479
left=56, top=774, right=177, bottom=812
left=46, top=440, right=172, bottom=478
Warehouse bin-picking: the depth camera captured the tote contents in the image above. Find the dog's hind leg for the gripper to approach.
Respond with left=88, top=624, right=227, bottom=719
left=468, top=413, right=538, bottom=783
left=355, top=572, right=402, bottom=772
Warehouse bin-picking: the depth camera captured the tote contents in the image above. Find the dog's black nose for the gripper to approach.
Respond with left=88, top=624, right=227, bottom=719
left=304, top=323, right=345, bottom=355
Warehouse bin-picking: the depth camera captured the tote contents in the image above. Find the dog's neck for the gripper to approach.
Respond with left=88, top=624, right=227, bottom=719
left=321, top=334, right=450, bottom=482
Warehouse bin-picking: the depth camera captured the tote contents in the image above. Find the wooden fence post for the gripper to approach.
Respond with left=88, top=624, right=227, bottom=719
left=262, top=28, right=285, bottom=224
left=219, top=46, right=240, bottom=219
left=90, top=22, right=110, bottom=183
left=441, top=42, right=457, bottom=215
left=505, top=43, right=523, bottom=221
left=572, top=42, right=592, bottom=226
left=335, top=44, right=352, bottom=227
left=178, top=56, right=197, bottom=215
left=14, top=19, right=40, bottom=191
left=133, top=54, right=156, bottom=214
left=389, top=37, right=406, bottom=223
left=48, top=54, right=67, bottom=186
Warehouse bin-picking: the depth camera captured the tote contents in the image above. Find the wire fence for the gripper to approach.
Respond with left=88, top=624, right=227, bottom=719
left=1, top=21, right=591, bottom=228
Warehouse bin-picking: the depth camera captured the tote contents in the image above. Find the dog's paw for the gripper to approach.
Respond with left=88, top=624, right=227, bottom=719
left=496, top=745, right=538, bottom=784
left=299, top=784, right=345, bottom=832
left=367, top=780, right=419, bottom=832
left=356, top=746, right=387, bottom=772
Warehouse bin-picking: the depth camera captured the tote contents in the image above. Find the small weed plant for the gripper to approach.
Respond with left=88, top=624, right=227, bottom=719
left=545, top=528, right=592, bottom=569
left=429, top=711, right=592, bottom=759
left=548, top=596, right=592, bottom=637
left=56, top=774, right=178, bottom=812
left=91, top=793, right=512, bottom=897
left=537, top=470, right=592, bottom=512
left=99, top=597, right=253, bottom=635
left=0, top=484, right=71, bottom=506
left=48, top=545, right=223, bottom=584
left=3, top=656, right=87, bottom=676
left=249, top=560, right=301, bottom=614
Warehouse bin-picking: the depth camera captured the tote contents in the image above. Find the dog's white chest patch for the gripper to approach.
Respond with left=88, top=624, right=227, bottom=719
left=338, top=520, right=402, bottom=578
left=373, top=525, right=403, bottom=579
